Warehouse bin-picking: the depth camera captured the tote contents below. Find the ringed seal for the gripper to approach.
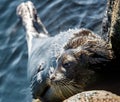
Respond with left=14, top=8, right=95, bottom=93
left=17, top=1, right=113, bottom=102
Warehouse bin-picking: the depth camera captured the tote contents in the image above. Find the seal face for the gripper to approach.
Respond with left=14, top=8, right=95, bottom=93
left=17, top=1, right=113, bottom=102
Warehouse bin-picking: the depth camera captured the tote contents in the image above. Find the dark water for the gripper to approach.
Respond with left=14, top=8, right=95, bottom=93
left=0, top=0, right=107, bottom=102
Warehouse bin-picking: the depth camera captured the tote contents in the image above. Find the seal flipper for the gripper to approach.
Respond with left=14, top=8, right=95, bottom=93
left=17, top=1, right=49, bottom=54
left=17, top=1, right=49, bottom=38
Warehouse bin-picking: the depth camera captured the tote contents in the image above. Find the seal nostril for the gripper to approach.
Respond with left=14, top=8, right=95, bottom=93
left=50, top=74, right=55, bottom=80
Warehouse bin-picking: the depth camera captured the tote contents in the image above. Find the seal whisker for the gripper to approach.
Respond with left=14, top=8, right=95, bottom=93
left=66, top=80, right=82, bottom=93
left=61, top=81, right=75, bottom=96
left=55, top=82, right=66, bottom=99
left=60, top=81, right=74, bottom=98
left=51, top=81, right=58, bottom=95
left=58, top=82, right=68, bottom=99
left=66, top=84, right=78, bottom=95
left=60, top=84, right=71, bottom=98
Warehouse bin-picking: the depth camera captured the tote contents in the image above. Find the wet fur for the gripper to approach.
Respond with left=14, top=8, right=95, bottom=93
left=17, top=1, right=114, bottom=102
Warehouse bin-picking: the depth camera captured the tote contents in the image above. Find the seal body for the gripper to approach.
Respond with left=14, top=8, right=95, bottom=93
left=17, top=1, right=113, bottom=102
left=28, top=29, right=113, bottom=102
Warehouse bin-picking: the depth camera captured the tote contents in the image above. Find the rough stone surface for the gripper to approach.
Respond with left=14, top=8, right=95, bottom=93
left=63, top=90, right=120, bottom=102
left=110, top=0, right=120, bottom=60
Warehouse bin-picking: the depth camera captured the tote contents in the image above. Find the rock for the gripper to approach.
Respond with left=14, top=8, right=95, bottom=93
left=63, top=90, right=120, bottom=102
left=109, top=0, right=120, bottom=62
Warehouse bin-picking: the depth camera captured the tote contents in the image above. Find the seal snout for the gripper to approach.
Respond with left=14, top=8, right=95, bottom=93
left=49, top=73, right=55, bottom=80
left=49, top=72, right=65, bottom=82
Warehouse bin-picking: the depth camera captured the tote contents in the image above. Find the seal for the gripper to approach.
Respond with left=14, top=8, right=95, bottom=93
left=17, top=1, right=113, bottom=102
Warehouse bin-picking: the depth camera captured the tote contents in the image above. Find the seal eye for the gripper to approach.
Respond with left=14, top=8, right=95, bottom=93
left=62, top=62, right=75, bottom=68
